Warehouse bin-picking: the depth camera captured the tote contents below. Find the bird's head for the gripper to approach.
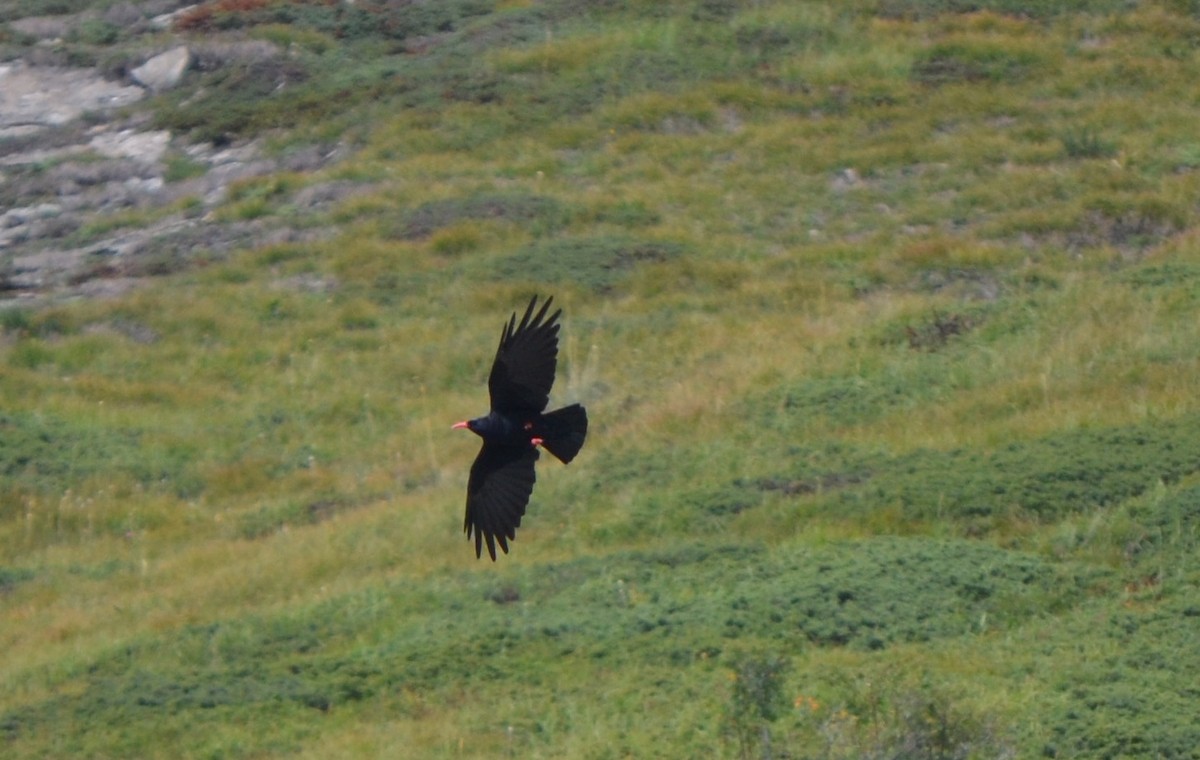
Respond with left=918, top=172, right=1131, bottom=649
left=452, top=418, right=481, bottom=436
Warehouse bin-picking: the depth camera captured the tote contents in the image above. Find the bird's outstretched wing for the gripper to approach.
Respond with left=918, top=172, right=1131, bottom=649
left=464, top=443, right=539, bottom=561
left=487, top=295, right=561, bottom=414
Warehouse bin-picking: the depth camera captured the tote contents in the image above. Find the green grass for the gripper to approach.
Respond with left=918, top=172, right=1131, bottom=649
left=4, top=0, right=1200, bottom=757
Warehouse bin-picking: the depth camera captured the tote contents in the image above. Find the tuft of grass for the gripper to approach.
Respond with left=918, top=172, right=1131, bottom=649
left=0, top=566, right=34, bottom=593
left=911, top=41, right=1044, bottom=86
left=162, top=153, right=209, bottom=183
left=1060, top=126, right=1119, bottom=159
left=584, top=199, right=663, bottom=228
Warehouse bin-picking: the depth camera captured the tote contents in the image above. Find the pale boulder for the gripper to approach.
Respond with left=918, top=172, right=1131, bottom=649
left=131, top=46, right=191, bottom=92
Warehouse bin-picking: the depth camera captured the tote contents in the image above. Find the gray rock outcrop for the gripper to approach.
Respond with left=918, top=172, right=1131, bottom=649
left=130, top=46, right=192, bottom=92
left=0, top=61, right=144, bottom=136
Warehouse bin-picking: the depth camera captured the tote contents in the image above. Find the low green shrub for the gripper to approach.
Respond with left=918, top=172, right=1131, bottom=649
left=0, top=538, right=1098, bottom=754
left=1045, top=601, right=1200, bottom=758
left=836, top=415, right=1200, bottom=523
left=793, top=674, right=1017, bottom=760
left=723, top=652, right=790, bottom=760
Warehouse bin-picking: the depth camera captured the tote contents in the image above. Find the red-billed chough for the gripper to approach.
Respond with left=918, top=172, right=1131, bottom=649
left=453, top=295, right=587, bottom=560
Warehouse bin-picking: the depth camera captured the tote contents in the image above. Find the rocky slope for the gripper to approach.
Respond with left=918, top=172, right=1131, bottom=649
left=0, top=2, right=347, bottom=305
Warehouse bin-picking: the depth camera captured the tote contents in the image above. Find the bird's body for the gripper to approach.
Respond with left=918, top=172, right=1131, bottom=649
left=454, top=295, right=588, bottom=560
left=458, top=410, right=528, bottom=446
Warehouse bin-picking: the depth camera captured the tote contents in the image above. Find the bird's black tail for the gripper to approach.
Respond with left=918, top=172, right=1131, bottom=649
left=538, top=403, right=588, bottom=464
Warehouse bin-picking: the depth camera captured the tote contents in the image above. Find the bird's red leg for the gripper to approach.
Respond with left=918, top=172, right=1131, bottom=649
left=522, top=420, right=542, bottom=447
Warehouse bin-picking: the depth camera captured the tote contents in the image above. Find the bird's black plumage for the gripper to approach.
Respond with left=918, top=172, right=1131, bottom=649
left=455, top=295, right=588, bottom=560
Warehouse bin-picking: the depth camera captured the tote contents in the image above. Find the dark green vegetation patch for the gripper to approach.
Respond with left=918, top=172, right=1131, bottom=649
left=0, top=538, right=1097, bottom=754
left=848, top=415, right=1200, bottom=522
left=773, top=367, right=953, bottom=427
left=1045, top=600, right=1200, bottom=759
left=496, top=236, right=687, bottom=292
left=877, top=0, right=1136, bottom=19
left=750, top=412, right=1200, bottom=527
left=173, top=0, right=495, bottom=38
left=912, top=42, right=1044, bottom=86
left=0, top=566, right=34, bottom=593
left=0, top=413, right=198, bottom=501
left=393, top=193, right=569, bottom=240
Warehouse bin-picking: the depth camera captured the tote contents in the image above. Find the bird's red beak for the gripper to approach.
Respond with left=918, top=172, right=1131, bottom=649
left=452, top=421, right=470, bottom=430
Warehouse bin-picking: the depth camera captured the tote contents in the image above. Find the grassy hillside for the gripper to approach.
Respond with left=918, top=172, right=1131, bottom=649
left=4, top=0, right=1200, bottom=756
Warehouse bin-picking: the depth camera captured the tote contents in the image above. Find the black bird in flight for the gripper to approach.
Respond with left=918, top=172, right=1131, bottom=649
left=453, top=295, right=588, bottom=560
